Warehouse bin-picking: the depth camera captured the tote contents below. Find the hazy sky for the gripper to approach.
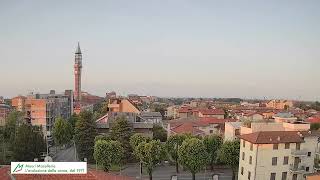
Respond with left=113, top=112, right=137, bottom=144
left=1, top=0, right=319, bottom=101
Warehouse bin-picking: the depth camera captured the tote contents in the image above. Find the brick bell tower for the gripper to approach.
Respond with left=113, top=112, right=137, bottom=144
left=74, top=42, right=82, bottom=105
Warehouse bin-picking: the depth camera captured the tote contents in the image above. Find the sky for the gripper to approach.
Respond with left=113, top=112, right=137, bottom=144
left=0, top=0, right=319, bottom=101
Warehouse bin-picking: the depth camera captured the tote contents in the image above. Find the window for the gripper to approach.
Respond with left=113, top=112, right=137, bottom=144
left=242, top=152, right=245, bottom=161
left=292, top=174, right=297, bottom=180
left=272, top=157, right=277, bottom=166
left=210, top=130, right=213, bottom=134
left=273, top=144, right=278, bottom=150
left=308, top=152, right=311, bottom=157
left=241, top=167, right=244, bottom=175
left=248, top=171, right=251, bottom=180
left=296, top=143, right=300, bottom=150
left=285, top=143, right=290, bottom=149
left=283, top=156, right=289, bottom=165
left=243, top=140, right=246, bottom=148
left=250, top=143, right=253, bottom=151
left=249, top=156, right=252, bottom=164
left=306, top=167, right=309, bottom=172
left=281, top=172, right=287, bottom=180
left=270, top=173, right=276, bottom=180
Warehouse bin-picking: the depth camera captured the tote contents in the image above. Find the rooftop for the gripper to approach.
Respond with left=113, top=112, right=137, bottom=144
left=238, top=131, right=319, bottom=144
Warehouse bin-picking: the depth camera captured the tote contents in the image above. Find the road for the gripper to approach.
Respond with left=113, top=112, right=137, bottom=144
left=121, top=164, right=233, bottom=180
left=53, top=145, right=77, bottom=162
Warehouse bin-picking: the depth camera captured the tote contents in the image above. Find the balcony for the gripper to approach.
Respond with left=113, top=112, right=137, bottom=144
left=289, top=164, right=306, bottom=173
left=291, top=149, right=308, bottom=157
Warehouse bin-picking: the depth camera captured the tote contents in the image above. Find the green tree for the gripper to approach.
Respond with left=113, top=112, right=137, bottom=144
left=130, top=134, right=150, bottom=152
left=178, top=138, right=209, bottom=180
left=130, top=134, right=150, bottom=174
left=136, top=140, right=164, bottom=180
left=74, top=111, right=97, bottom=162
left=93, top=140, right=124, bottom=172
left=53, top=117, right=72, bottom=147
left=4, top=111, right=24, bottom=141
left=166, top=134, right=186, bottom=173
left=311, top=123, right=320, bottom=130
left=203, top=135, right=223, bottom=171
left=110, top=116, right=133, bottom=161
left=68, top=114, right=79, bottom=136
left=94, top=134, right=112, bottom=142
left=13, top=124, right=46, bottom=161
left=152, top=125, right=167, bottom=142
left=218, top=140, right=240, bottom=180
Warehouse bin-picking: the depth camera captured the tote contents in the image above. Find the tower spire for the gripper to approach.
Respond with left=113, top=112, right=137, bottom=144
left=75, top=42, right=81, bottom=54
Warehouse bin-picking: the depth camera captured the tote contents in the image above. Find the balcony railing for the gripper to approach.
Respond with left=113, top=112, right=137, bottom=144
left=289, top=164, right=306, bottom=173
left=291, top=149, right=308, bottom=157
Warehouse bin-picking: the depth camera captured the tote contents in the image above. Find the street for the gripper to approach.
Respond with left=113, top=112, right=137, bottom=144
left=121, top=163, right=233, bottom=180
left=52, top=146, right=233, bottom=179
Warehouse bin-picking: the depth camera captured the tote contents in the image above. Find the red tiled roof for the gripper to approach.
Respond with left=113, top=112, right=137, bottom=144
left=197, top=118, right=237, bottom=126
left=238, top=131, right=314, bottom=144
left=171, top=122, right=205, bottom=135
left=199, top=109, right=225, bottom=115
left=306, top=117, right=320, bottom=123
left=0, top=166, right=10, bottom=180
left=0, top=166, right=132, bottom=180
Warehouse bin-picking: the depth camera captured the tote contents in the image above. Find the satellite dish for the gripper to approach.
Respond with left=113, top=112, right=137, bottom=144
left=44, top=156, right=53, bottom=162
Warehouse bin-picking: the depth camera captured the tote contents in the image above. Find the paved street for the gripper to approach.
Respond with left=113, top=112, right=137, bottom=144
left=53, top=145, right=77, bottom=162
left=52, top=147, right=233, bottom=179
left=121, top=163, right=233, bottom=180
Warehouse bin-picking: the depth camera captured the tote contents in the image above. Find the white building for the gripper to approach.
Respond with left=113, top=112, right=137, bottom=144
left=238, top=121, right=319, bottom=180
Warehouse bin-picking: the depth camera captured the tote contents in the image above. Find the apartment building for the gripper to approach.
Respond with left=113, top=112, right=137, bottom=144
left=14, top=91, right=73, bottom=142
left=0, top=103, right=10, bottom=126
left=238, top=121, right=319, bottom=180
left=11, top=95, right=27, bottom=112
left=96, top=112, right=154, bottom=138
left=107, top=98, right=140, bottom=113
left=266, top=100, right=293, bottom=110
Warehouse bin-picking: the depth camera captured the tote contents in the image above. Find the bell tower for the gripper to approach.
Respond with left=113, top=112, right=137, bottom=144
left=74, top=42, right=82, bottom=103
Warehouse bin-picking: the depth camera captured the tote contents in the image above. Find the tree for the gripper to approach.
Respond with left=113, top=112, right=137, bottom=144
left=203, top=135, right=223, bottom=171
left=4, top=111, right=24, bottom=141
left=311, top=123, right=320, bottom=130
left=166, top=134, right=186, bottom=173
left=178, top=138, right=208, bottom=180
left=68, top=114, right=79, bottom=136
left=110, top=116, right=133, bottom=161
left=93, top=140, right=124, bottom=172
left=130, top=134, right=150, bottom=175
left=53, top=117, right=72, bottom=147
left=130, top=134, right=150, bottom=152
left=74, top=111, right=97, bottom=162
left=13, top=124, right=46, bottom=161
left=218, top=140, right=240, bottom=180
left=152, top=125, right=167, bottom=142
left=136, top=140, right=164, bottom=180
left=95, top=134, right=112, bottom=142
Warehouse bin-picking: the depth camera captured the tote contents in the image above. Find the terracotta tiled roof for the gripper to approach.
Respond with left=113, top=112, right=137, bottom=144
left=306, top=117, right=320, bottom=123
left=199, top=109, right=225, bottom=115
left=0, top=166, right=10, bottom=180
left=197, top=118, right=237, bottom=126
left=238, top=131, right=317, bottom=144
left=171, top=122, right=205, bottom=135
